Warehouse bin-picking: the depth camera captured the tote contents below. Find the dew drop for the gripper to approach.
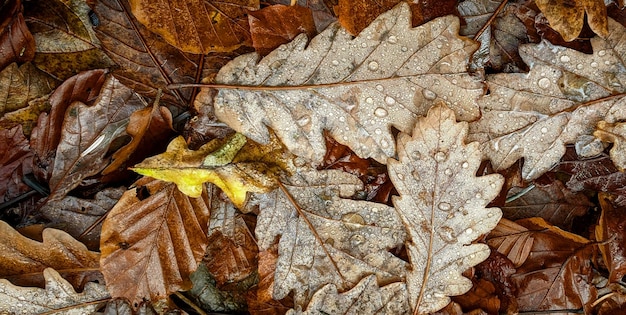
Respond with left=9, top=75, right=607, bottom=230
left=444, top=169, right=453, bottom=176
left=374, top=107, right=388, bottom=117
left=397, top=173, right=405, bottom=180
left=380, top=139, right=390, bottom=148
left=296, top=116, right=311, bottom=127
left=412, top=151, right=422, bottom=160
left=560, top=55, right=570, bottom=63
left=439, top=226, right=457, bottom=244
left=475, top=192, right=482, bottom=199
left=401, top=46, right=408, bottom=52
left=368, top=61, right=380, bottom=71
left=376, top=84, right=384, bottom=91
left=388, top=35, right=398, bottom=44
left=365, top=97, right=374, bottom=104
left=385, top=96, right=396, bottom=105
left=434, top=151, right=447, bottom=162
left=331, top=60, right=339, bottom=66
left=538, top=77, right=550, bottom=89
left=598, top=50, right=606, bottom=56
left=438, top=202, right=452, bottom=211
left=423, top=89, right=437, bottom=100
left=342, top=212, right=365, bottom=226
left=375, top=128, right=382, bottom=135
left=576, top=63, right=584, bottom=70
left=540, top=127, right=548, bottom=133
left=591, top=61, right=598, bottom=68
left=361, top=42, right=367, bottom=48
left=351, top=234, right=365, bottom=245
left=465, top=228, right=473, bottom=235
left=462, top=161, right=469, bottom=168
left=339, top=116, right=346, bottom=122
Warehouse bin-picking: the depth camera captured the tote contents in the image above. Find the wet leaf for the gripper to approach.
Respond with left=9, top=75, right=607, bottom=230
left=99, top=177, right=211, bottom=308
left=0, top=268, right=109, bottom=314
left=270, top=0, right=336, bottom=33
left=0, top=0, right=35, bottom=70
left=254, top=168, right=406, bottom=305
left=595, top=120, right=626, bottom=170
left=0, top=125, right=33, bottom=201
left=0, top=220, right=101, bottom=290
left=133, top=132, right=291, bottom=208
left=0, top=62, right=58, bottom=120
left=389, top=101, right=503, bottom=313
left=203, top=3, right=482, bottom=164
left=596, top=193, right=626, bottom=283
left=249, top=4, right=317, bottom=56
left=188, top=263, right=252, bottom=313
left=130, top=0, right=257, bottom=54
left=535, top=0, right=608, bottom=41
left=468, top=18, right=626, bottom=180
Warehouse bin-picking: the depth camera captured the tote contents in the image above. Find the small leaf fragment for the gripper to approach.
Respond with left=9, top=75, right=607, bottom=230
left=594, top=120, right=626, bottom=170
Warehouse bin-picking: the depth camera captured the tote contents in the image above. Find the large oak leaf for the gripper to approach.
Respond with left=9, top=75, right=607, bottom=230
left=199, top=3, right=482, bottom=165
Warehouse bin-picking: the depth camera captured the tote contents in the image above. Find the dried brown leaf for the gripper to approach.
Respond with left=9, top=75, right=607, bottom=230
left=204, top=3, right=482, bottom=164
left=0, top=62, right=58, bottom=120
left=595, top=120, right=626, bottom=170
left=536, top=0, right=608, bottom=41
left=99, top=177, right=211, bottom=308
left=0, top=125, right=33, bottom=201
left=596, top=193, right=626, bottom=283
left=337, top=0, right=400, bottom=35
left=0, top=220, right=101, bottom=290
left=249, top=4, right=317, bottom=56
left=0, top=0, right=35, bottom=70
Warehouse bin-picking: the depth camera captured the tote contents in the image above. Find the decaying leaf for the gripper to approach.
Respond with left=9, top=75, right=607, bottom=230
left=336, top=0, right=399, bottom=35
left=0, top=0, right=35, bottom=70
left=0, top=220, right=101, bottom=290
left=0, top=125, right=33, bottom=201
left=0, top=62, right=57, bottom=119
left=133, top=132, right=292, bottom=208
left=287, top=275, right=409, bottom=314
left=535, top=0, right=608, bottom=41
left=248, top=4, right=317, bottom=56
left=0, top=268, right=109, bottom=314
left=594, top=120, right=626, bottom=170
left=596, top=193, right=626, bottom=283
left=254, top=168, right=406, bottom=305
left=468, top=17, right=626, bottom=180
left=389, top=102, right=503, bottom=313
left=201, top=3, right=483, bottom=164
left=99, top=177, right=211, bottom=308
left=187, top=263, right=252, bottom=313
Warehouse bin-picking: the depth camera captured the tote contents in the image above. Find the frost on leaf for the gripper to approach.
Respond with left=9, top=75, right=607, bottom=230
left=201, top=3, right=483, bottom=164
left=469, top=18, right=626, bottom=180
left=254, top=168, right=407, bottom=305
left=389, top=101, right=503, bottom=314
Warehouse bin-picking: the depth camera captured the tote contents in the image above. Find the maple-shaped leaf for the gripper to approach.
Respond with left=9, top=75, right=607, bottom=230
left=595, top=120, right=626, bottom=170
left=468, top=17, right=626, bottom=180
left=99, top=177, right=211, bottom=308
left=198, top=3, right=483, bottom=164
left=0, top=268, right=109, bottom=314
left=535, top=0, right=608, bottom=42
left=0, top=220, right=101, bottom=290
left=133, top=132, right=291, bottom=208
left=254, top=168, right=406, bottom=305
left=287, top=275, right=409, bottom=314
left=388, top=101, right=503, bottom=313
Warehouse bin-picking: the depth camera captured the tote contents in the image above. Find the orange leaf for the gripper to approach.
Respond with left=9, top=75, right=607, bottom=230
left=248, top=4, right=317, bottom=56
left=596, top=193, right=626, bottom=283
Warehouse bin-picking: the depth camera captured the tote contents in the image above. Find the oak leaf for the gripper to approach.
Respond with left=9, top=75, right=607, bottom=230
left=389, top=101, right=503, bottom=313
left=468, top=18, right=626, bottom=180
left=535, top=0, right=608, bottom=42
left=0, top=268, right=109, bottom=314
left=0, top=220, right=101, bottom=290
left=99, top=177, right=211, bottom=308
left=129, top=0, right=257, bottom=54
left=200, top=3, right=483, bottom=165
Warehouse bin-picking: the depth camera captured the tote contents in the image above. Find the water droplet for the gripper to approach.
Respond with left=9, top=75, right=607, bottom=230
left=361, top=42, right=367, bottom=48
left=439, top=226, right=457, bottom=244
left=388, top=35, right=398, bottom=44
left=342, top=212, right=365, bottom=226
left=436, top=43, right=442, bottom=49
left=368, top=61, right=379, bottom=71
left=423, top=89, right=437, bottom=100
left=598, top=50, right=606, bottom=56
left=444, top=169, right=452, bottom=176
left=339, top=116, right=346, bottom=122
left=452, top=79, right=458, bottom=84
left=375, top=128, right=382, bottom=135
left=401, top=46, right=408, bottom=52
left=351, top=234, right=365, bottom=245
left=385, top=96, right=396, bottom=105
left=296, top=116, right=311, bottom=127
left=380, top=139, right=390, bottom=148
left=462, top=161, right=469, bottom=168
left=434, top=151, right=447, bottom=162
left=538, top=77, right=550, bottom=89
left=465, top=228, right=473, bottom=235
left=540, top=127, right=548, bottom=133
left=412, top=151, right=422, bottom=160
left=397, top=173, right=405, bottom=180
left=591, top=61, right=598, bottom=68
left=576, top=63, right=584, bottom=70
left=560, top=55, right=570, bottom=63
left=475, top=192, right=482, bottom=199
left=331, top=59, right=339, bottom=66
left=411, top=170, right=420, bottom=180
left=365, top=97, right=374, bottom=104
left=376, top=84, right=384, bottom=91
left=438, top=202, right=452, bottom=211
left=374, top=107, right=388, bottom=117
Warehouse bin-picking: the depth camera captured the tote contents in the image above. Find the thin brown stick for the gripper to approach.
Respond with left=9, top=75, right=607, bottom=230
left=473, top=0, right=509, bottom=41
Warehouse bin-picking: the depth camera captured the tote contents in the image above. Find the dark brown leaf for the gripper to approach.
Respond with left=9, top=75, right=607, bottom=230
left=100, top=177, right=211, bottom=308
left=0, top=0, right=35, bottom=69
left=268, top=0, right=336, bottom=33
left=249, top=244, right=293, bottom=315
left=0, top=125, right=33, bottom=201
left=336, top=0, right=400, bottom=35
left=249, top=5, right=317, bottom=56
left=596, top=193, right=626, bottom=283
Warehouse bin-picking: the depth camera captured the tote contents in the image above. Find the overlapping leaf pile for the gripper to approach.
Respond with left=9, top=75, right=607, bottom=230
left=2, top=0, right=626, bottom=314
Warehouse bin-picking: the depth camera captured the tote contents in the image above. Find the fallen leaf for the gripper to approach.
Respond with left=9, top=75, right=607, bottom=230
left=129, top=0, right=257, bottom=54
left=596, top=193, right=626, bottom=283
left=0, top=0, right=35, bottom=70
left=251, top=243, right=294, bottom=315
left=133, top=132, right=291, bottom=208
left=0, top=220, right=101, bottom=290
left=249, top=4, right=317, bottom=56
left=203, top=3, right=482, bottom=164
left=287, top=275, right=409, bottom=314
left=0, top=62, right=58, bottom=120
left=503, top=174, right=592, bottom=230
left=489, top=217, right=597, bottom=313
left=336, top=0, right=399, bottom=35
left=594, top=120, right=626, bottom=170
left=0, top=125, right=33, bottom=201
left=99, top=177, right=211, bottom=308
left=270, top=0, right=336, bottom=33
left=254, top=168, right=406, bottom=305
left=0, top=268, right=109, bottom=314
left=187, top=263, right=252, bottom=313
left=24, top=0, right=114, bottom=79
left=44, top=75, right=145, bottom=201
left=389, top=101, right=503, bottom=313
left=535, top=0, right=608, bottom=41
left=596, top=289, right=626, bottom=315
left=468, top=17, right=626, bottom=180
left=487, top=218, right=534, bottom=267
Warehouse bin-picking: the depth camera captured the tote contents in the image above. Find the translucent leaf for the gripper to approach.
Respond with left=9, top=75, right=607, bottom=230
left=0, top=268, right=109, bottom=315
left=388, top=101, right=503, bottom=313
left=199, top=3, right=482, bottom=164
left=468, top=18, right=626, bottom=180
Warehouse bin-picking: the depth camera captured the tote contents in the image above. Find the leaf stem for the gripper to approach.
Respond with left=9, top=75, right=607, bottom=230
left=473, top=0, right=509, bottom=41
